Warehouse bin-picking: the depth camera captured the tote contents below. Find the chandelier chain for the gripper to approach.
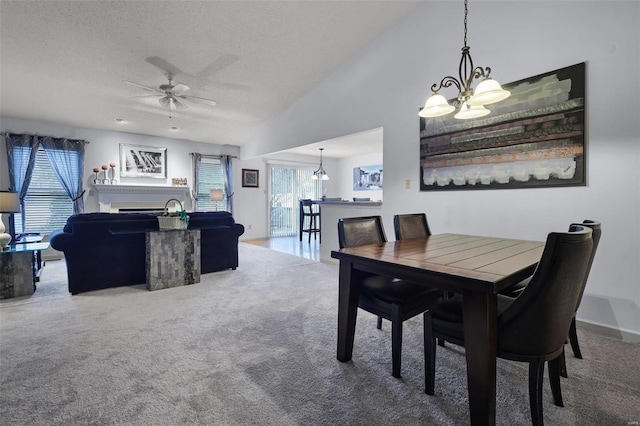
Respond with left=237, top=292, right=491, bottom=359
left=463, top=0, right=468, bottom=47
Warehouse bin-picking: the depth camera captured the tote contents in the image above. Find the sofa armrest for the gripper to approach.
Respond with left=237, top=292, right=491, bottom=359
left=49, top=229, right=72, bottom=251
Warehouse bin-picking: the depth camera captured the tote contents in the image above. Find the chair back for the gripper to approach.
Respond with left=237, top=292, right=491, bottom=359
left=394, top=213, right=431, bottom=240
left=337, top=216, right=387, bottom=249
left=497, top=227, right=593, bottom=358
left=569, top=220, right=601, bottom=314
left=300, top=199, right=316, bottom=214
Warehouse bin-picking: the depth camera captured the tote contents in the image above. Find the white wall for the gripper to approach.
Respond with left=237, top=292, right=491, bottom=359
left=241, top=1, right=640, bottom=337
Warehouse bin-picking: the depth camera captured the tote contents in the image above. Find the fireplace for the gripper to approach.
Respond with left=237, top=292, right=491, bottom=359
left=93, top=184, right=191, bottom=213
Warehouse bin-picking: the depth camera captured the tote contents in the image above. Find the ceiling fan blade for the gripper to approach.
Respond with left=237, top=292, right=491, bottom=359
left=196, top=53, right=240, bottom=78
left=145, top=56, right=183, bottom=76
left=123, top=80, right=161, bottom=93
left=181, top=95, right=217, bottom=106
left=171, top=83, right=190, bottom=95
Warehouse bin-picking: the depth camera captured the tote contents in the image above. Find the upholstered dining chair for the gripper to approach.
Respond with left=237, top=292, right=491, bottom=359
left=393, top=213, right=431, bottom=240
left=424, top=227, right=594, bottom=426
left=299, top=199, right=320, bottom=243
left=500, top=220, right=602, bottom=377
left=337, top=216, right=442, bottom=378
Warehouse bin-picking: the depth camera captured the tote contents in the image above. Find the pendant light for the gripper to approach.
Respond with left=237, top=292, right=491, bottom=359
left=311, top=148, right=330, bottom=181
left=419, top=0, right=510, bottom=120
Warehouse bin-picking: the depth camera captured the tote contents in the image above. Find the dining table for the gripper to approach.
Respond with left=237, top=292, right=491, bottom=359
left=331, top=233, right=545, bottom=426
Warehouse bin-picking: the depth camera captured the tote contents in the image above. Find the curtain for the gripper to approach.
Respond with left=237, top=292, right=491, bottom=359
left=4, top=133, right=39, bottom=227
left=221, top=155, right=234, bottom=215
left=40, top=136, right=87, bottom=214
left=191, top=153, right=202, bottom=211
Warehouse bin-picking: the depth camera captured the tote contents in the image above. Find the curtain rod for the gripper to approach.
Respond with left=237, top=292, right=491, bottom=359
left=189, top=152, right=238, bottom=159
left=2, top=131, right=90, bottom=143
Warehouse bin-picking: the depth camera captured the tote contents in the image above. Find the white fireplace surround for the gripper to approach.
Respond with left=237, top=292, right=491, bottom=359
left=93, top=184, right=191, bottom=213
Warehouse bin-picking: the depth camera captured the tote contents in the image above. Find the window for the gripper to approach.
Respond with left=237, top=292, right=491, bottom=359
left=197, top=158, right=227, bottom=211
left=14, top=148, right=76, bottom=234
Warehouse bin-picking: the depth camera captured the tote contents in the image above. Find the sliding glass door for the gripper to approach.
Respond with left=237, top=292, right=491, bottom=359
left=269, top=165, right=320, bottom=237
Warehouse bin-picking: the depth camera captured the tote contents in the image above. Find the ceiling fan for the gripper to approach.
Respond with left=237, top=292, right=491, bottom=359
left=123, top=73, right=217, bottom=116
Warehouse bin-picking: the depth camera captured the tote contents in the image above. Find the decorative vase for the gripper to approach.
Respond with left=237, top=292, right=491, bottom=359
left=93, top=167, right=101, bottom=185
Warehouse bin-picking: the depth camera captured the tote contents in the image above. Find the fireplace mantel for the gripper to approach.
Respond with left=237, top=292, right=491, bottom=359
left=93, top=184, right=191, bottom=212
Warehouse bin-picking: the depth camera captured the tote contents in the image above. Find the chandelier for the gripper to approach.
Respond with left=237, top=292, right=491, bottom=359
left=419, top=0, right=510, bottom=120
left=311, top=148, right=329, bottom=181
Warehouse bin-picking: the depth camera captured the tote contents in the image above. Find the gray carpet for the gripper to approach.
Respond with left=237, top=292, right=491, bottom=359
left=1, top=243, right=638, bottom=425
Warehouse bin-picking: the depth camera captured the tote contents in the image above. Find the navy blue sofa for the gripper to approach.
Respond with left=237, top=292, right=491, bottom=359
left=50, top=211, right=245, bottom=294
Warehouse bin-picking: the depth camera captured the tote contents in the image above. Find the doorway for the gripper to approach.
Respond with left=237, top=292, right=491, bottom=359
left=268, top=165, right=321, bottom=237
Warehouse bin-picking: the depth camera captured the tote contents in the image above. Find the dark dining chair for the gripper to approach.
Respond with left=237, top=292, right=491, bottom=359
left=393, top=213, right=431, bottom=240
left=299, top=199, right=320, bottom=243
left=424, top=227, right=594, bottom=426
left=500, top=220, right=602, bottom=377
left=337, top=216, right=442, bottom=378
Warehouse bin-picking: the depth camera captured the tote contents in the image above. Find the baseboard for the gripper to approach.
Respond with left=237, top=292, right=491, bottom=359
left=576, top=319, right=640, bottom=343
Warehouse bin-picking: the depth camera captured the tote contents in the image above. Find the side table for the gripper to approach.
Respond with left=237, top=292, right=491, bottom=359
left=145, top=229, right=201, bottom=291
left=0, top=242, right=50, bottom=299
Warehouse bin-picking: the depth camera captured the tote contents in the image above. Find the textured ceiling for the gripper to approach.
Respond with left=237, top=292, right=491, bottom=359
left=0, top=0, right=420, bottom=153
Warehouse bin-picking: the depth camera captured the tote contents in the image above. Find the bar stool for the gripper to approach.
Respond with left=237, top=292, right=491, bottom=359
left=299, top=199, right=320, bottom=243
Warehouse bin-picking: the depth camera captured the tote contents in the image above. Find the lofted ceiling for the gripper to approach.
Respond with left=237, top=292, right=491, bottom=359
left=0, top=0, right=420, bottom=156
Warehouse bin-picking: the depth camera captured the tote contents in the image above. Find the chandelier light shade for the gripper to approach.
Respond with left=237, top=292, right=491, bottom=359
left=0, top=191, right=21, bottom=248
left=311, top=148, right=330, bottom=181
left=454, top=101, right=490, bottom=120
left=419, top=0, right=511, bottom=120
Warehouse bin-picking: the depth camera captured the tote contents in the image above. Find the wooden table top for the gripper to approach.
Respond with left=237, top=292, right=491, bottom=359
left=331, top=233, right=545, bottom=294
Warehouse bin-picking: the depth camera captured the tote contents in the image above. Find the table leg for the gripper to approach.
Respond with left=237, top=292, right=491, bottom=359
left=337, top=260, right=359, bottom=362
left=462, top=290, right=497, bottom=426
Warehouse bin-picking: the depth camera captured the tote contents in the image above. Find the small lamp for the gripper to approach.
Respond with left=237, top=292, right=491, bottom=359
left=0, top=191, right=21, bottom=248
left=210, top=188, right=224, bottom=211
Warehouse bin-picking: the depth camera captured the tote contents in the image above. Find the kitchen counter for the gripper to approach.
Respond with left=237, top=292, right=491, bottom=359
left=316, top=200, right=383, bottom=262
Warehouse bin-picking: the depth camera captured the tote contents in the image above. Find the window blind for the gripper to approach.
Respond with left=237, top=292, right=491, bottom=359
left=269, top=165, right=320, bottom=237
left=197, top=158, right=227, bottom=211
left=14, top=148, right=75, bottom=234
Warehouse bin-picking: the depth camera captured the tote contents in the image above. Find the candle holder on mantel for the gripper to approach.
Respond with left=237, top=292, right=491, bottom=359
left=101, top=165, right=109, bottom=184
left=93, top=167, right=101, bottom=185
left=108, top=162, right=117, bottom=184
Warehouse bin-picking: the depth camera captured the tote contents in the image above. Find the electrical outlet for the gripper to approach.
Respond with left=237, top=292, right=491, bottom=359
left=405, top=179, right=411, bottom=189
left=248, top=224, right=252, bottom=230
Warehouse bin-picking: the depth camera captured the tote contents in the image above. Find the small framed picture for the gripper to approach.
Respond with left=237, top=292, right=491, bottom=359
left=242, top=169, right=259, bottom=188
left=120, top=144, right=167, bottom=178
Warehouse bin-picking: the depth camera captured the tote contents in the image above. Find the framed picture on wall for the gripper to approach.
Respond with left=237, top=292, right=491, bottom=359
left=353, top=165, right=383, bottom=191
left=242, top=169, right=259, bottom=188
left=120, top=144, right=167, bottom=178
left=419, top=62, right=586, bottom=191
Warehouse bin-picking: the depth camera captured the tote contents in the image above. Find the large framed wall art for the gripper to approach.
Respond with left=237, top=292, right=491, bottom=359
left=419, top=62, right=586, bottom=191
left=120, top=144, right=167, bottom=178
